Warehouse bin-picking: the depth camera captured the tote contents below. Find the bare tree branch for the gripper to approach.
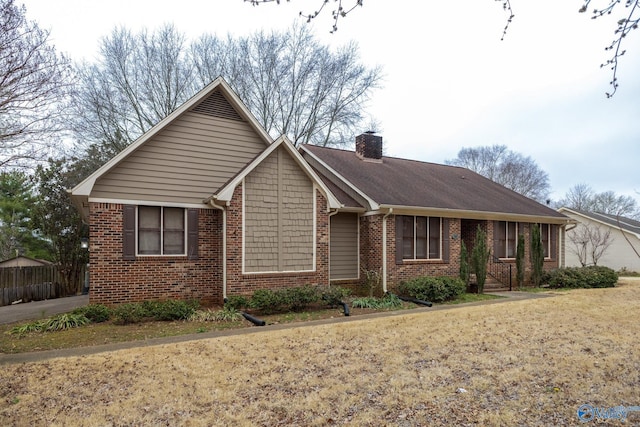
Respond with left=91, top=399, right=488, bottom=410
left=580, top=0, right=640, bottom=97
left=246, top=0, right=364, bottom=33
left=73, top=23, right=381, bottom=152
left=567, top=222, right=613, bottom=266
left=0, top=0, right=72, bottom=169
left=445, top=145, right=551, bottom=203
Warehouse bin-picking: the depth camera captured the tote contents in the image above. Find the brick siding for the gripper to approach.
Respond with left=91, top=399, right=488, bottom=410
left=88, top=203, right=222, bottom=306
left=354, top=214, right=560, bottom=294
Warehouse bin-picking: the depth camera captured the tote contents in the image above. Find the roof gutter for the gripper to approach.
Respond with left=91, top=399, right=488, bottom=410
left=381, top=208, right=393, bottom=293
left=380, top=204, right=571, bottom=225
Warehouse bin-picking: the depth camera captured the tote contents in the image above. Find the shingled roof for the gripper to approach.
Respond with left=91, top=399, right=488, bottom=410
left=301, top=143, right=567, bottom=222
left=558, top=208, right=640, bottom=236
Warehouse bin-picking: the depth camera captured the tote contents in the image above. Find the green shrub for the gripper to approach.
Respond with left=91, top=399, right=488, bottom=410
left=10, top=313, right=91, bottom=336
left=459, top=240, right=470, bottom=287
left=398, top=276, right=466, bottom=303
left=112, top=303, right=148, bottom=324
left=249, top=289, right=287, bottom=313
left=530, top=224, right=545, bottom=287
left=284, top=285, right=320, bottom=311
left=321, top=286, right=351, bottom=307
left=378, top=293, right=403, bottom=309
left=214, top=306, right=243, bottom=322
left=9, top=320, right=47, bottom=336
left=471, top=226, right=491, bottom=293
left=189, top=306, right=243, bottom=322
left=140, top=299, right=199, bottom=321
left=73, top=304, right=111, bottom=323
left=225, top=295, right=249, bottom=310
left=350, top=296, right=379, bottom=309
left=516, top=234, right=525, bottom=288
left=543, top=266, right=618, bottom=289
left=351, top=293, right=402, bottom=309
left=249, top=286, right=321, bottom=313
left=45, top=313, right=90, bottom=331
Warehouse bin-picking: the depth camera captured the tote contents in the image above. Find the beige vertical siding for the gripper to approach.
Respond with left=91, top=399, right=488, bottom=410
left=330, top=213, right=359, bottom=280
left=92, top=106, right=267, bottom=204
left=244, top=147, right=314, bottom=273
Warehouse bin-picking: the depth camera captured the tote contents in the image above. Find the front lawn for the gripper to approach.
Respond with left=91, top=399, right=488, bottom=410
left=0, top=292, right=500, bottom=354
left=1, top=280, right=638, bottom=425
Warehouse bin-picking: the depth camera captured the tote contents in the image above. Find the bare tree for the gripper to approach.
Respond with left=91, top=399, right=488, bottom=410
left=0, top=0, right=72, bottom=169
left=71, top=24, right=195, bottom=150
left=73, top=23, right=381, bottom=151
left=191, top=24, right=382, bottom=146
left=557, top=183, right=594, bottom=211
left=445, top=145, right=551, bottom=202
left=567, top=222, right=614, bottom=266
left=558, top=183, right=640, bottom=219
left=568, top=224, right=590, bottom=266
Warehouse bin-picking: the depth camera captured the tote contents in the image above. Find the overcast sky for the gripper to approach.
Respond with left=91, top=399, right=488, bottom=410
left=20, top=0, right=640, bottom=203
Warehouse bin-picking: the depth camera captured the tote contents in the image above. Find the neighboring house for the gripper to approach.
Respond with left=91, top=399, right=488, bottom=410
left=0, top=255, right=53, bottom=268
left=558, top=207, right=640, bottom=272
left=70, top=77, right=571, bottom=306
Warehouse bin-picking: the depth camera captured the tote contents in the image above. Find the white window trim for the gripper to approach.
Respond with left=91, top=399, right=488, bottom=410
left=499, top=221, right=518, bottom=260
left=136, top=206, right=187, bottom=257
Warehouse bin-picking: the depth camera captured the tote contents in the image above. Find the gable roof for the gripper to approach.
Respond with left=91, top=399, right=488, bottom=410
left=70, top=77, right=272, bottom=201
left=208, top=136, right=341, bottom=210
left=301, top=144, right=568, bottom=222
left=558, top=208, right=640, bottom=238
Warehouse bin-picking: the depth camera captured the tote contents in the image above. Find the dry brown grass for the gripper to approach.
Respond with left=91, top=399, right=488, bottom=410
left=1, top=279, right=640, bottom=426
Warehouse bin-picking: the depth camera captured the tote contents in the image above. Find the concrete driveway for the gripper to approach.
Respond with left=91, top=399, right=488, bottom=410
left=0, top=295, right=89, bottom=325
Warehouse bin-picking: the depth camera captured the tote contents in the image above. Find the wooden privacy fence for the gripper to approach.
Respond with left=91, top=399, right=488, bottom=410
left=0, top=265, right=85, bottom=307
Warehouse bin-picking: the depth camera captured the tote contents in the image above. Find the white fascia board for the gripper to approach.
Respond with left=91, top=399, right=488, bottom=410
left=69, top=77, right=273, bottom=197
left=298, top=145, right=380, bottom=211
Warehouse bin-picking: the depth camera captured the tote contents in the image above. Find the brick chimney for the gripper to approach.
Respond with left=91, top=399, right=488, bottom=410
left=355, top=132, right=383, bottom=162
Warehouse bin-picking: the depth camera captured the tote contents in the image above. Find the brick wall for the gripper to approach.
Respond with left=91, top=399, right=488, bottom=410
left=466, top=220, right=560, bottom=285
left=356, top=215, right=561, bottom=292
left=386, top=216, right=461, bottom=292
left=88, top=203, right=223, bottom=306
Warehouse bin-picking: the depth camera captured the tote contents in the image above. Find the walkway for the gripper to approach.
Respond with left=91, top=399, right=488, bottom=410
left=0, top=294, right=89, bottom=325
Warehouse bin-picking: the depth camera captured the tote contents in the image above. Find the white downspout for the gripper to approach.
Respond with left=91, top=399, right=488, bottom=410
left=382, top=208, right=393, bottom=293
left=327, top=209, right=340, bottom=286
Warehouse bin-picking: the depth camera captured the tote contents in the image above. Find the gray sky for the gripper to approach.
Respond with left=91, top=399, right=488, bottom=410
left=21, top=0, right=640, bottom=202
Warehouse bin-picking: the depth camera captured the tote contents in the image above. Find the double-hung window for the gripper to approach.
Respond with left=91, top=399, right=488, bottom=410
left=496, top=221, right=518, bottom=259
left=401, top=216, right=442, bottom=260
left=539, top=223, right=551, bottom=258
left=138, top=206, right=185, bottom=255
